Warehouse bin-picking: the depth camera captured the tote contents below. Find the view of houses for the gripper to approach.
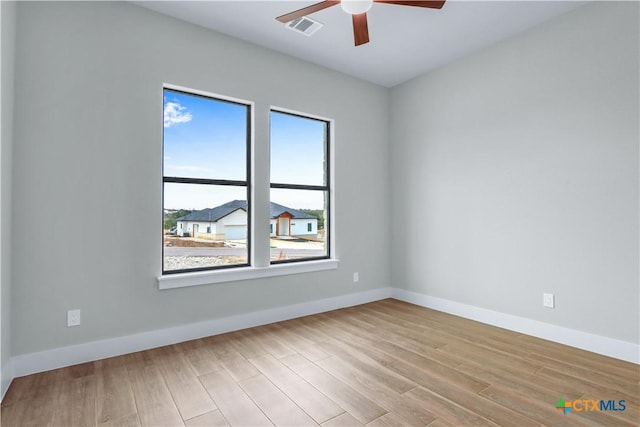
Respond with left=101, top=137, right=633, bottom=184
left=173, top=200, right=319, bottom=240
left=163, top=200, right=325, bottom=271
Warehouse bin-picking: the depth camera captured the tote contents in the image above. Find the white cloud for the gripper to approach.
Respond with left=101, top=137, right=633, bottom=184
left=164, top=101, right=192, bottom=128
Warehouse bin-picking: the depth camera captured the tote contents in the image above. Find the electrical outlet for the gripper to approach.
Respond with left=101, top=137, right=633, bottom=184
left=353, top=272, right=359, bottom=283
left=67, top=309, right=81, bottom=327
left=543, top=293, right=554, bottom=308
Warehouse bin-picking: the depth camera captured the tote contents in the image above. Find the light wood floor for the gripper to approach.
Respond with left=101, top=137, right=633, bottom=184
left=1, top=299, right=638, bottom=426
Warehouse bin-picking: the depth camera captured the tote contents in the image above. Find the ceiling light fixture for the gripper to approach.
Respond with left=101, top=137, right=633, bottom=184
left=340, top=0, right=373, bottom=15
left=276, top=0, right=446, bottom=47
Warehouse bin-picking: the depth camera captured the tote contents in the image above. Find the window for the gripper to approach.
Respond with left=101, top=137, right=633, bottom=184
left=163, top=88, right=250, bottom=274
left=270, top=110, right=330, bottom=263
left=159, top=86, right=338, bottom=288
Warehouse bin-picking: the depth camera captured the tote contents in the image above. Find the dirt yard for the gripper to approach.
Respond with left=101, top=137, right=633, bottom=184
left=164, top=235, right=225, bottom=248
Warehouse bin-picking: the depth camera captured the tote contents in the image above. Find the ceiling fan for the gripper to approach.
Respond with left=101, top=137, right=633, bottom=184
left=276, top=0, right=446, bottom=46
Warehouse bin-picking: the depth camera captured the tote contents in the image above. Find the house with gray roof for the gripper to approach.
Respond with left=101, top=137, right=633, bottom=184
left=176, top=200, right=318, bottom=240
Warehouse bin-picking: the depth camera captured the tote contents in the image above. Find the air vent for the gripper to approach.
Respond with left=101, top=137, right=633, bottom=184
left=286, top=16, right=324, bottom=36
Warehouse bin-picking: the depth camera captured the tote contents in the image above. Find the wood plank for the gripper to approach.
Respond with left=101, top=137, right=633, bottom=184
left=309, top=312, right=467, bottom=374
left=96, top=356, right=138, bottom=425
left=13, top=367, right=61, bottom=402
left=526, top=352, right=640, bottom=396
left=405, top=387, right=498, bottom=427
left=238, top=374, right=318, bottom=426
left=574, top=394, right=640, bottom=426
left=323, top=412, right=364, bottom=426
left=425, top=419, right=454, bottom=427
left=185, top=409, right=229, bottom=427
left=59, top=361, right=96, bottom=380
left=408, top=376, right=539, bottom=426
left=439, top=340, right=542, bottom=376
left=205, top=334, right=261, bottom=381
left=0, top=375, right=34, bottom=407
left=198, top=369, right=273, bottom=426
left=176, top=338, right=224, bottom=377
left=1, top=368, right=63, bottom=426
left=373, top=341, right=490, bottom=393
left=127, top=365, right=184, bottom=427
left=263, top=322, right=332, bottom=362
left=250, top=324, right=298, bottom=359
left=154, top=345, right=217, bottom=420
left=456, top=362, right=584, bottom=401
left=52, top=376, right=97, bottom=427
left=0, top=398, right=57, bottom=427
left=286, top=317, right=335, bottom=343
left=314, top=356, right=437, bottom=426
left=479, top=384, right=623, bottom=426
left=248, top=354, right=344, bottom=424
left=536, top=366, right=640, bottom=405
left=318, top=339, right=417, bottom=393
left=364, top=301, right=492, bottom=343
left=100, top=413, right=142, bottom=427
left=517, top=333, right=640, bottom=377
left=366, top=412, right=419, bottom=427
left=371, top=300, right=529, bottom=348
left=280, top=354, right=388, bottom=424
left=226, top=329, right=270, bottom=359
left=123, top=349, right=155, bottom=371
left=348, top=309, right=449, bottom=349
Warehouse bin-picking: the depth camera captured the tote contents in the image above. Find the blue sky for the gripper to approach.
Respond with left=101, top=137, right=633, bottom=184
left=271, top=111, right=326, bottom=186
left=164, top=89, right=327, bottom=211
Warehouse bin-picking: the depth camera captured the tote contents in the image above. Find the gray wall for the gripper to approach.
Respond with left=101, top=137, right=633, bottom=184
left=390, top=2, right=639, bottom=343
left=7, top=0, right=638, bottom=362
left=11, top=1, right=390, bottom=356
left=1, top=0, right=16, bottom=393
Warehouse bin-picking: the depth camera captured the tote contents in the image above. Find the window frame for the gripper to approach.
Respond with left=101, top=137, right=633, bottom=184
left=162, top=85, right=252, bottom=275
left=269, top=109, right=331, bottom=265
left=158, top=87, right=339, bottom=289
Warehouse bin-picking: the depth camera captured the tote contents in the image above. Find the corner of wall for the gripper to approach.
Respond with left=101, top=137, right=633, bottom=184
left=1, top=358, right=13, bottom=400
left=393, top=289, right=640, bottom=364
left=10, top=288, right=393, bottom=378
left=0, top=0, right=17, bottom=401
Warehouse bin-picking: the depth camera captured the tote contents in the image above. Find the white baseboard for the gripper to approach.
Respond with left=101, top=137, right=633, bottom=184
left=4, top=285, right=636, bottom=396
left=392, top=289, right=640, bottom=364
left=1, top=357, right=13, bottom=401
left=10, top=287, right=394, bottom=379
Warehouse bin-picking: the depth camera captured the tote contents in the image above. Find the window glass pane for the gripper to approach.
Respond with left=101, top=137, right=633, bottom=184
left=164, top=89, right=247, bottom=181
left=270, top=111, right=326, bottom=186
left=164, top=183, right=249, bottom=272
left=270, top=188, right=327, bottom=262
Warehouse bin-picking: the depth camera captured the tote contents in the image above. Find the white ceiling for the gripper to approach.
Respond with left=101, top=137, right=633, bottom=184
left=135, top=1, right=587, bottom=87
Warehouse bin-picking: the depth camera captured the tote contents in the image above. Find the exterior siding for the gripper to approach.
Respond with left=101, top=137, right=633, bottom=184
left=290, top=219, right=317, bottom=237
left=179, top=209, right=317, bottom=239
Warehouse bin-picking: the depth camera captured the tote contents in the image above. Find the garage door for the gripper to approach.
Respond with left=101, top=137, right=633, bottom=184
left=224, top=225, right=247, bottom=240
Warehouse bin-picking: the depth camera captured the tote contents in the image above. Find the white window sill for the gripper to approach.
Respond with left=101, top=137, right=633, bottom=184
left=158, top=259, right=340, bottom=290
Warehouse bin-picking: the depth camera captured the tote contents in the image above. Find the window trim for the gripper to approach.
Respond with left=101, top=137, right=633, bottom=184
left=158, top=259, right=339, bottom=289
left=158, top=86, right=339, bottom=288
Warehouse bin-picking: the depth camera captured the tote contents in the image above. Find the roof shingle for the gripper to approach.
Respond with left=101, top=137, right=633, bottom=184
left=177, top=200, right=317, bottom=222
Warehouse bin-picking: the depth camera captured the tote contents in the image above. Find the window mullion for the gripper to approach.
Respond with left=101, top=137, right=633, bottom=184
left=251, top=102, right=271, bottom=268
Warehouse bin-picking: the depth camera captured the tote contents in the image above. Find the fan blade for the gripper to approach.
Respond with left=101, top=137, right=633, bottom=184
left=276, top=1, right=340, bottom=23
left=374, top=0, right=446, bottom=9
left=352, top=13, right=370, bottom=46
